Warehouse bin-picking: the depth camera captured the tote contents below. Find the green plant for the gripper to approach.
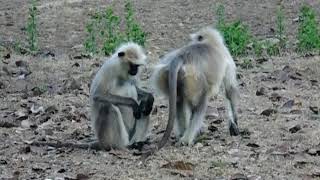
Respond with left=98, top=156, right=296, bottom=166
left=240, top=58, right=253, bottom=69
left=83, top=1, right=147, bottom=56
left=125, top=1, right=146, bottom=47
left=84, top=7, right=125, bottom=55
left=84, top=21, right=98, bottom=54
left=265, top=40, right=280, bottom=56
left=252, top=39, right=264, bottom=57
left=26, top=0, right=38, bottom=53
left=101, top=7, right=124, bottom=55
left=276, top=5, right=286, bottom=49
left=297, top=5, right=320, bottom=52
left=216, top=4, right=225, bottom=30
left=215, top=5, right=251, bottom=56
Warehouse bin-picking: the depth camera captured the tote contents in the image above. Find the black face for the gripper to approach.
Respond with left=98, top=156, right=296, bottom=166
left=128, top=62, right=139, bottom=76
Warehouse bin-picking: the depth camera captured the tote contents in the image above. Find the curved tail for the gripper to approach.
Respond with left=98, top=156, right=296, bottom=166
left=157, top=59, right=183, bottom=150
left=29, top=140, right=102, bottom=150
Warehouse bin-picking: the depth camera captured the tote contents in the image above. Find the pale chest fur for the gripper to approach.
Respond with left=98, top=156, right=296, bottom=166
left=110, top=79, right=138, bottom=101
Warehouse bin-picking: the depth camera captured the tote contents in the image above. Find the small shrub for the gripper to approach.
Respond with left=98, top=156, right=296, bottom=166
left=266, top=42, right=280, bottom=56
left=240, top=58, right=254, bottom=69
left=276, top=5, right=286, bottom=49
left=84, top=21, right=98, bottom=54
left=84, top=1, right=146, bottom=56
left=125, top=1, right=146, bottom=47
left=252, top=39, right=264, bottom=57
left=101, top=7, right=124, bottom=55
left=297, top=5, right=320, bottom=52
left=26, top=0, right=38, bottom=53
left=215, top=5, right=251, bottom=56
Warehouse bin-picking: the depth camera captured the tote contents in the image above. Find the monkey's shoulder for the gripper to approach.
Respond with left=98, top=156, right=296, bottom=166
left=183, top=43, right=211, bottom=54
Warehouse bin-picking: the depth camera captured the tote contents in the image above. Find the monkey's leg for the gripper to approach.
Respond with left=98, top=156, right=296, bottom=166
left=225, top=86, right=240, bottom=136
left=223, top=64, right=240, bottom=136
left=179, top=96, right=208, bottom=146
left=174, top=99, right=191, bottom=138
left=129, top=115, right=150, bottom=144
left=95, top=104, right=129, bottom=149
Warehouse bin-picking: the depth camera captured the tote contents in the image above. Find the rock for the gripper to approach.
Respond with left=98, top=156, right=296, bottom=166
left=21, top=120, right=32, bottom=128
left=290, top=109, right=302, bottom=114
left=21, top=146, right=31, bottom=153
left=15, top=60, right=28, bottom=67
left=246, top=143, right=260, bottom=148
left=208, top=125, right=218, bottom=132
left=194, top=143, right=203, bottom=148
left=15, top=109, right=28, bottom=120
left=310, top=79, right=317, bottom=86
left=230, top=173, right=248, bottom=180
left=32, top=86, right=46, bottom=96
left=0, top=81, right=5, bottom=89
left=282, top=100, right=294, bottom=108
left=256, top=57, right=268, bottom=64
left=69, top=78, right=81, bottom=90
left=3, top=52, right=10, bottom=59
left=256, top=87, right=266, bottom=96
left=30, top=104, right=45, bottom=114
left=45, top=105, right=58, bottom=114
left=212, top=119, right=223, bottom=124
left=269, top=93, right=281, bottom=102
left=261, top=109, right=277, bottom=116
left=289, top=125, right=301, bottom=133
left=0, top=159, right=7, bottom=165
left=309, top=106, right=319, bottom=114
left=307, top=148, right=318, bottom=156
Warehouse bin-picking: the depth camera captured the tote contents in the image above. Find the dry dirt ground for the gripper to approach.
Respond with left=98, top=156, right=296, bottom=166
left=0, top=0, right=320, bottom=179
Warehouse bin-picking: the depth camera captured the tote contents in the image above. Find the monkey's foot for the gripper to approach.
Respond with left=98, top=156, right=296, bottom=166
left=229, top=123, right=240, bottom=136
left=177, top=134, right=194, bottom=146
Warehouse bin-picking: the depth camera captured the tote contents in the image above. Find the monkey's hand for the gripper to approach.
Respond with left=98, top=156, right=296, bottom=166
left=133, top=102, right=142, bottom=119
left=140, top=94, right=154, bottom=116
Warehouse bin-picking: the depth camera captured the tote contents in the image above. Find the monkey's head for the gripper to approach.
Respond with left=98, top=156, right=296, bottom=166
left=189, top=26, right=224, bottom=45
left=116, top=42, right=147, bottom=76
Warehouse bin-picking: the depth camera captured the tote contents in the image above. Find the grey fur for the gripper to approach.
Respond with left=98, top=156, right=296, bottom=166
left=152, top=27, right=240, bottom=149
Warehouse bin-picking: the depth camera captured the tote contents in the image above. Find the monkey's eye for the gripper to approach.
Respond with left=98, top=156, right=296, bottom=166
left=118, top=51, right=125, bottom=57
left=198, top=35, right=203, bottom=41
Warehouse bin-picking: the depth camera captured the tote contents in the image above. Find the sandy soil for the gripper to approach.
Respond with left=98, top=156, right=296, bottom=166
left=0, top=0, right=320, bottom=179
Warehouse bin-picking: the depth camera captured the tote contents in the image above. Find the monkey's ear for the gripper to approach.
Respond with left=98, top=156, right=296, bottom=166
left=118, top=51, right=125, bottom=57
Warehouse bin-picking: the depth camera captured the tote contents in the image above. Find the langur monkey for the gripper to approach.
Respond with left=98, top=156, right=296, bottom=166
left=152, top=26, right=240, bottom=149
left=30, top=42, right=154, bottom=150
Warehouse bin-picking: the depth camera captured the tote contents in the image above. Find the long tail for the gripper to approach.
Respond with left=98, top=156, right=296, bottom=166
left=157, top=59, right=183, bottom=150
left=29, top=141, right=102, bottom=150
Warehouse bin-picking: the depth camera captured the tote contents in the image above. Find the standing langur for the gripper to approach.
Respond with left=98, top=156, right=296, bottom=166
left=152, top=26, right=240, bottom=149
left=30, top=42, right=154, bottom=150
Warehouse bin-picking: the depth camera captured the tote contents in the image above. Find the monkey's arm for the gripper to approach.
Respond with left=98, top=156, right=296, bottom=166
left=93, top=93, right=137, bottom=107
left=93, top=93, right=141, bottom=119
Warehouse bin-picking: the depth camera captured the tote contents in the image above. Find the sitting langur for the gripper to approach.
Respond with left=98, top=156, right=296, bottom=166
left=90, top=42, right=154, bottom=150
left=152, top=26, right=240, bottom=148
left=30, top=42, right=154, bottom=150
